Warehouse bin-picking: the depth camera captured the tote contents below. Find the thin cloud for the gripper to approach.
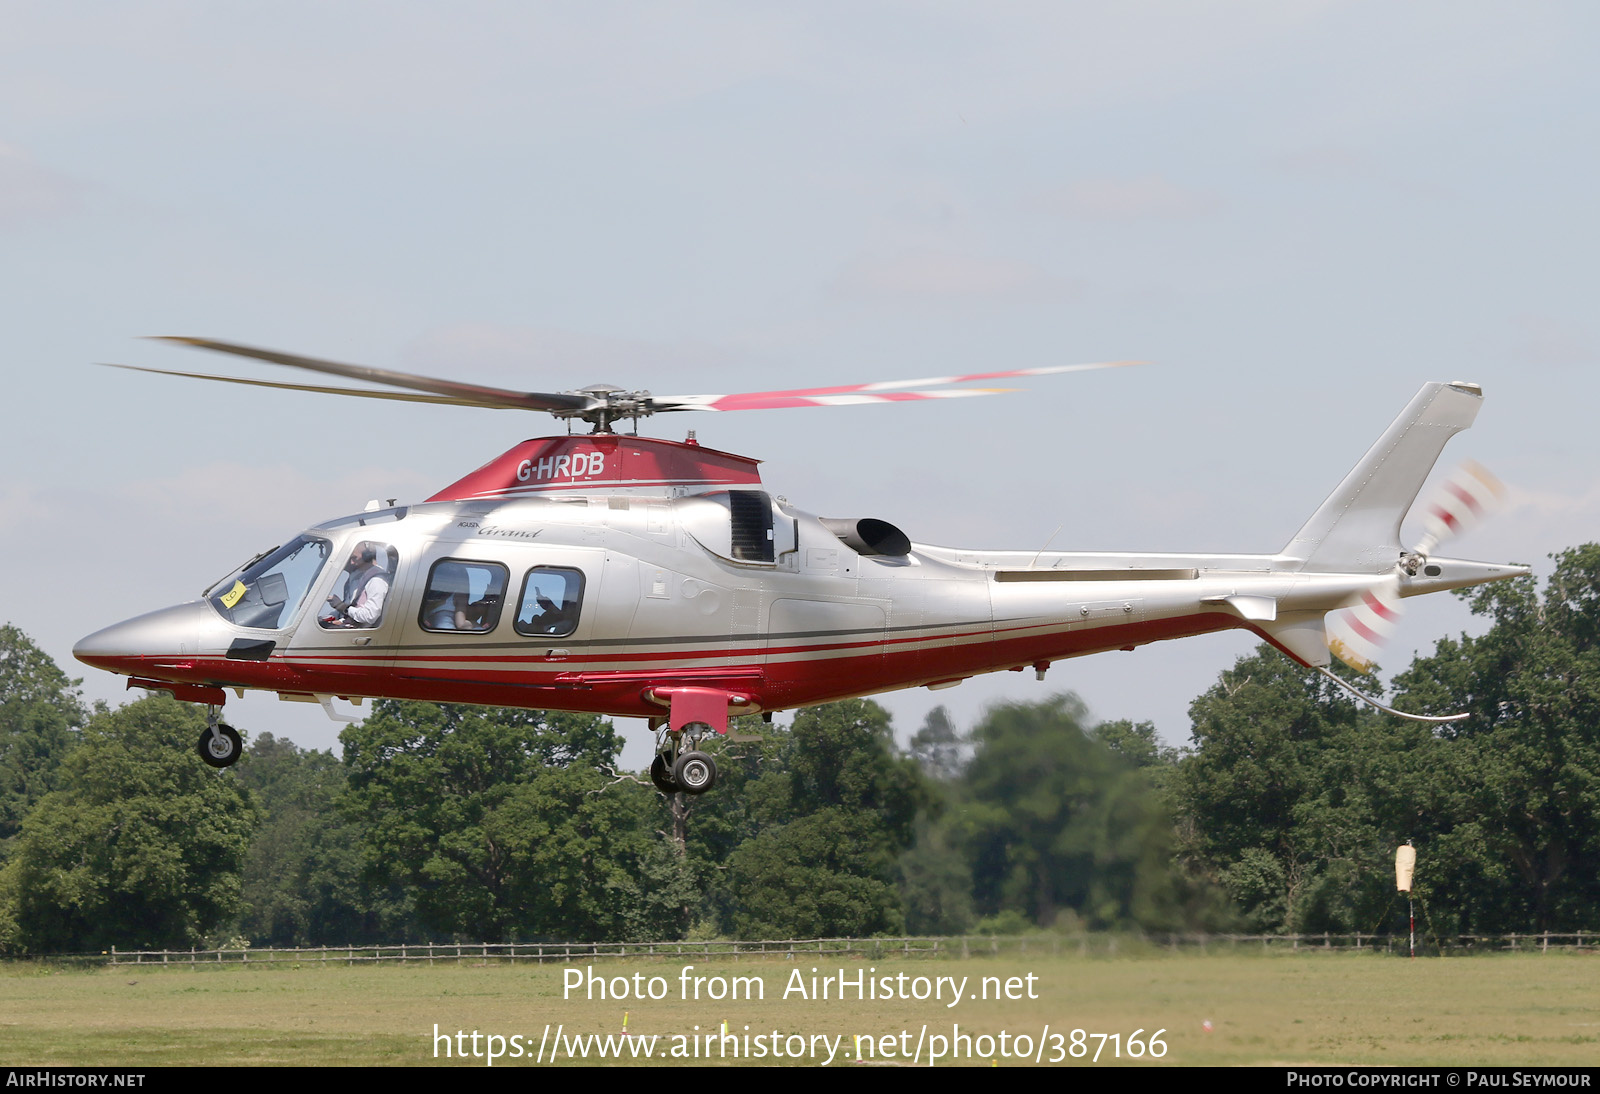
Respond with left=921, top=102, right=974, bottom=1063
left=1449, top=484, right=1600, bottom=567
left=1510, top=313, right=1594, bottom=366
left=1273, top=146, right=1374, bottom=178
left=832, top=249, right=1050, bottom=300
left=0, top=482, right=58, bottom=537
left=1271, top=145, right=1455, bottom=201
left=401, top=324, right=750, bottom=388
left=1032, top=176, right=1219, bottom=221
left=0, top=143, right=83, bottom=226
left=121, top=462, right=436, bottom=532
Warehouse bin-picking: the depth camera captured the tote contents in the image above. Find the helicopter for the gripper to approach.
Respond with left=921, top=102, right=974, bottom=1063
left=75, top=338, right=1529, bottom=795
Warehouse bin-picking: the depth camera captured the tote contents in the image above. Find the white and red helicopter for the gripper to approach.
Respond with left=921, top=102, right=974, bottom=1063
left=76, top=339, right=1528, bottom=794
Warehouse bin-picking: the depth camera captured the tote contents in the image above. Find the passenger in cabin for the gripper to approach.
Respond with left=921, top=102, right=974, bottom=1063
left=423, top=562, right=467, bottom=630
left=326, top=541, right=390, bottom=627
left=521, top=589, right=574, bottom=634
left=422, top=561, right=498, bottom=632
left=456, top=600, right=495, bottom=631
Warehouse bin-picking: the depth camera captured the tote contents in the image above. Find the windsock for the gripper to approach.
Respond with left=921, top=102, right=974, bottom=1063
left=1395, top=843, right=1416, bottom=893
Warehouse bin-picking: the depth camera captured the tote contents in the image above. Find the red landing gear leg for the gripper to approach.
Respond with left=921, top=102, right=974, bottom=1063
left=125, top=678, right=241, bottom=769
left=643, top=686, right=753, bottom=795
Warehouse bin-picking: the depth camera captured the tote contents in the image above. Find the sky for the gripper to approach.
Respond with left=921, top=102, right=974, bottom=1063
left=3, top=2, right=1597, bottom=766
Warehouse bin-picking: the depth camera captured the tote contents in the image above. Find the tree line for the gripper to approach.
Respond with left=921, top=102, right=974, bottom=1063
left=2, top=545, right=1597, bottom=952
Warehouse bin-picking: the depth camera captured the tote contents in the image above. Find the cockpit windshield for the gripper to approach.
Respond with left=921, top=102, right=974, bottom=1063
left=206, top=535, right=332, bottom=630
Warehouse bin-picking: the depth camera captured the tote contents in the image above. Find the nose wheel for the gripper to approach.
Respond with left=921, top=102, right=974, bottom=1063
left=651, top=723, right=717, bottom=795
left=197, top=707, right=243, bottom=768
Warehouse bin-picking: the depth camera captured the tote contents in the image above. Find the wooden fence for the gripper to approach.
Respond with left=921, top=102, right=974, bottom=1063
left=76, top=930, right=1598, bottom=967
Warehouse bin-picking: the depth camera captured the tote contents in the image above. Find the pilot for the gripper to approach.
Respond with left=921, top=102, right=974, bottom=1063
left=327, top=542, right=389, bottom=627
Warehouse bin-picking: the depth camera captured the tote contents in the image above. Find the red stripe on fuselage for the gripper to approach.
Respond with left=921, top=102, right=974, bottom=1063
left=86, top=611, right=1250, bottom=717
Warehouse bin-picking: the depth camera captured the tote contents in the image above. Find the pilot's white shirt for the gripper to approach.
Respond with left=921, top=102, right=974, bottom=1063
left=347, top=573, right=390, bottom=626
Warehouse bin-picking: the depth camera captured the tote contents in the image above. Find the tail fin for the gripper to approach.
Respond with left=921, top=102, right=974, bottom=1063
left=1283, top=382, right=1483, bottom=574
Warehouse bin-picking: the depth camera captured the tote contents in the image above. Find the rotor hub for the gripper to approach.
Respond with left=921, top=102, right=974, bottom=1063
left=553, top=386, right=658, bottom=432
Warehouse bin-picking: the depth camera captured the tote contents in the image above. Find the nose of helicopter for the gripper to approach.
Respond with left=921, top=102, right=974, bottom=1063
left=74, top=602, right=210, bottom=673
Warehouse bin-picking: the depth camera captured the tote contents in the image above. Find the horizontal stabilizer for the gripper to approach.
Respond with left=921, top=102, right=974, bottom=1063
left=1201, top=593, right=1278, bottom=622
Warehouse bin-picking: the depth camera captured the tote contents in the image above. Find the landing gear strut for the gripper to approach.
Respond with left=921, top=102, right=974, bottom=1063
left=652, top=721, right=717, bottom=795
left=196, top=706, right=243, bottom=769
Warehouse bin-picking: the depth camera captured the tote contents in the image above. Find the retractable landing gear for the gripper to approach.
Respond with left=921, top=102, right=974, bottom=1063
left=645, top=686, right=751, bottom=796
left=649, top=752, right=678, bottom=794
left=672, top=750, right=716, bottom=793
left=651, top=721, right=717, bottom=795
left=196, top=705, right=243, bottom=769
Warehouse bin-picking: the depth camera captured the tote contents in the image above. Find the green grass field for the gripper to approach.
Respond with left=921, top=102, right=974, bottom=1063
left=2, top=949, right=1596, bottom=1067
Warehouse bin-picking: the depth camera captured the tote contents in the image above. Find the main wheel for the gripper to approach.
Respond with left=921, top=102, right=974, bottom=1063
left=672, top=750, right=717, bottom=795
left=649, top=753, right=679, bottom=794
left=197, top=725, right=243, bottom=769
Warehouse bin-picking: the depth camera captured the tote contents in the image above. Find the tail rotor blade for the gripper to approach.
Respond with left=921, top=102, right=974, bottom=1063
left=1330, top=462, right=1507, bottom=673
left=1413, top=460, right=1506, bottom=557
left=1326, top=578, right=1404, bottom=673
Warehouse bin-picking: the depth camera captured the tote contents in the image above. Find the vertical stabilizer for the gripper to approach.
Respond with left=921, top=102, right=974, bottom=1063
left=1283, top=382, right=1483, bottom=573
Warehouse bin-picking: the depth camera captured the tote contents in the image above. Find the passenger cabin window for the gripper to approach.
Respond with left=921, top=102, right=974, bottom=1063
left=420, top=559, right=509, bottom=633
left=319, top=540, right=399, bottom=629
left=514, top=567, right=584, bottom=638
left=208, top=535, right=332, bottom=631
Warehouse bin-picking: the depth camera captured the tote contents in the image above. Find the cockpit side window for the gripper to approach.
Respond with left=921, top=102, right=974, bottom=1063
left=420, top=559, right=509, bottom=633
left=514, top=567, right=584, bottom=638
left=208, top=535, right=332, bottom=631
left=319, top=541, right=399, bottom=630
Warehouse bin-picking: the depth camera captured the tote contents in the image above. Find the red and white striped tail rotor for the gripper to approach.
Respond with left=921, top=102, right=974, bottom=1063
left=1325, top=460, right=1506, bottom=673
left=1326, top=576, right=1404, bottom=673
left=1413, top=460, right=1506, bottom=558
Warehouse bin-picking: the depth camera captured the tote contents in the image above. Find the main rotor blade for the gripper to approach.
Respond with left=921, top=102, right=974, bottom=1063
left=649, top=359, right=1142, bottom=413
left=102, top=363, right=507, bottom=409
left=652, top=387, right=1016, bottom=412
left=154, top=336, right=591, bottom=414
